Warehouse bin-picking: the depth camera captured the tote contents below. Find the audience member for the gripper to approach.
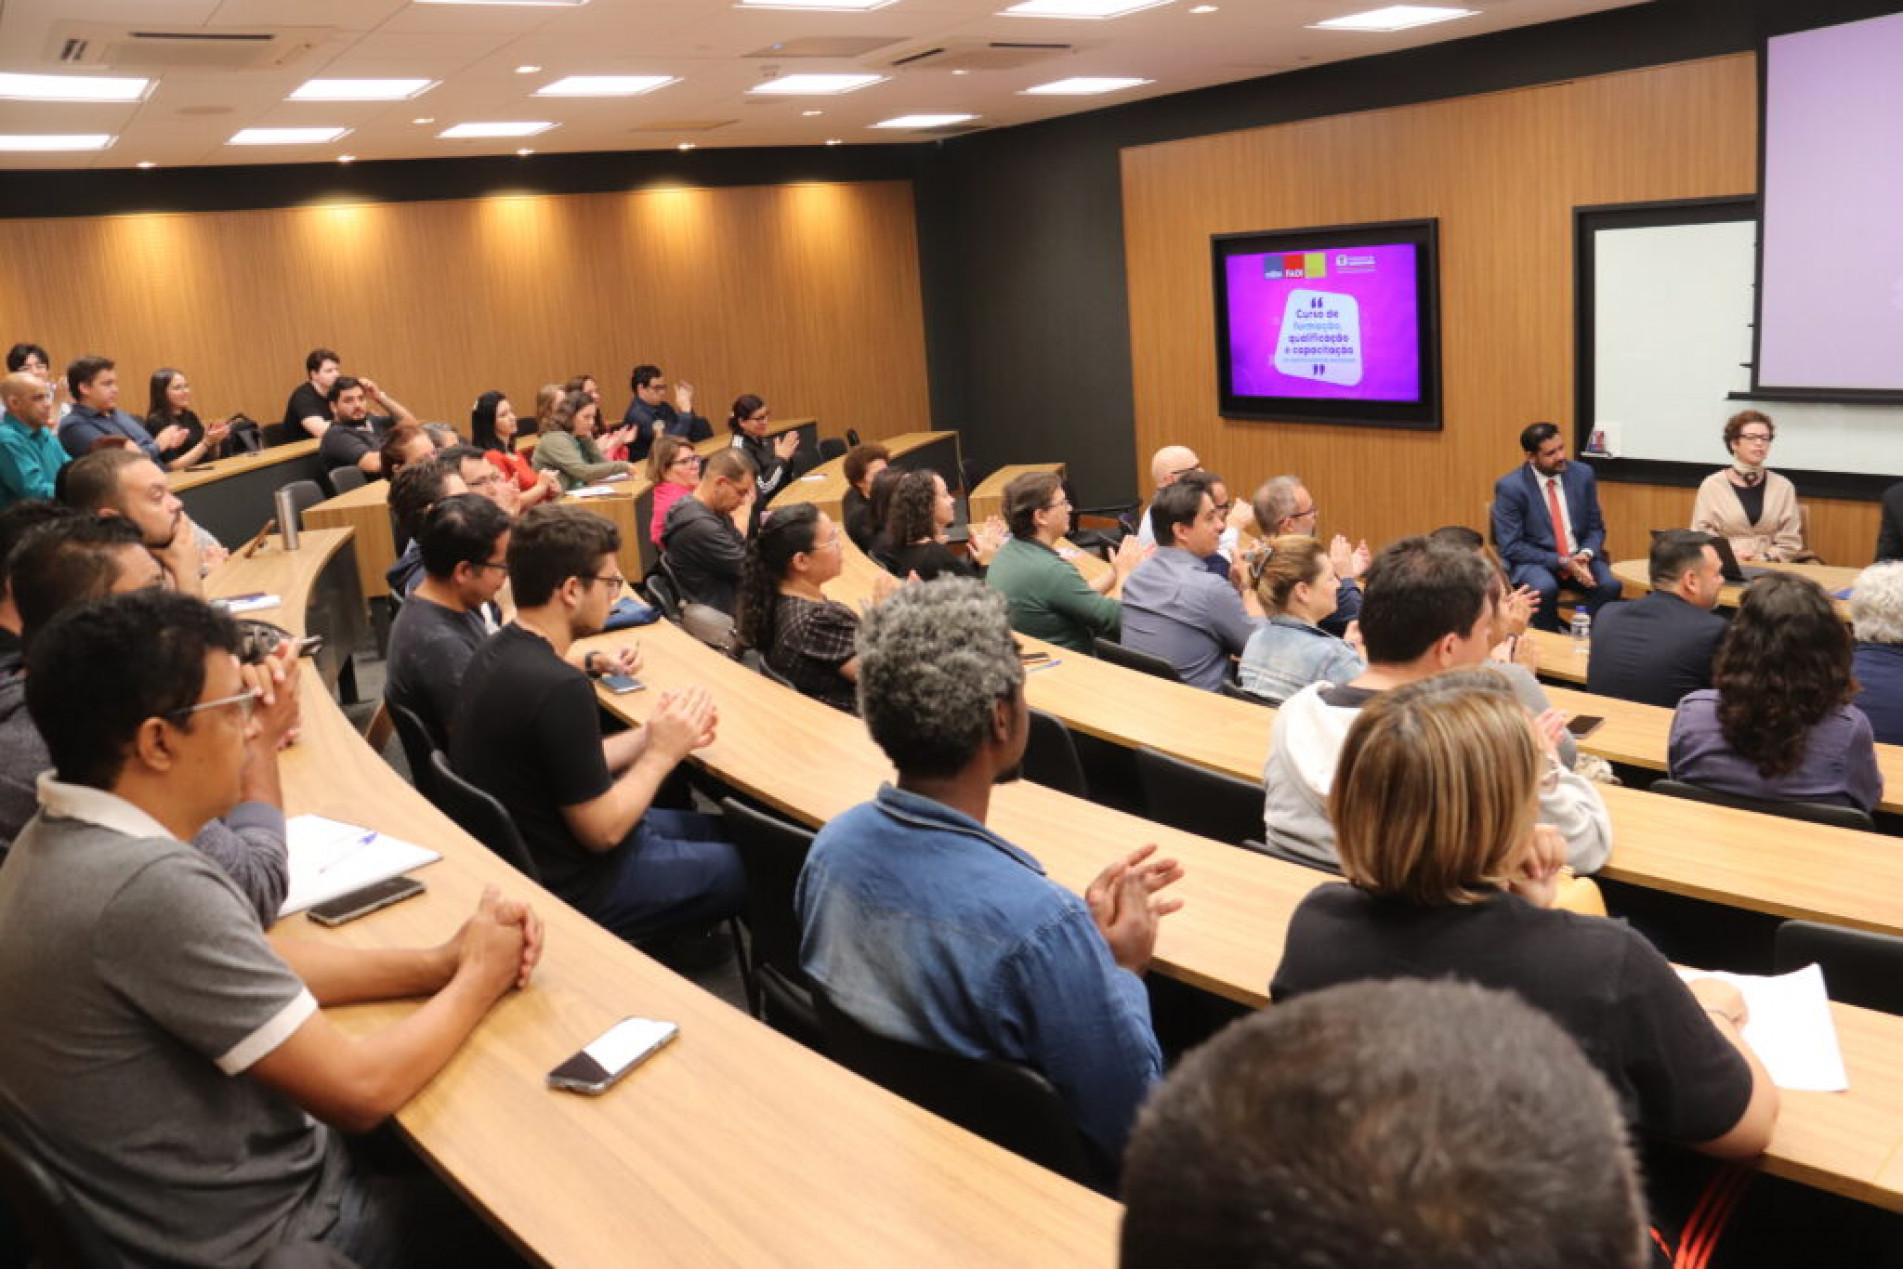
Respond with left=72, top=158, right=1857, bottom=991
left=987, top=470, right=1143, bottom=654
left=728, top=394, right=801, bottom=501
left=646, top=434, right=702, bottom=547
left=0, top=517, right=297, bottom=921
left=734, top=504, right=867, bottom=713
left=1177, top=470, right=1241, bottom=575
left=60, top=448, right=204, bottom=595
left=471, top=389, right=560, bottom=509
left=1252, top=474, right=1368, bottom=637
left=532, top=381, right=564, bottom=436
left=441, top=442, right=520, bottom=517
left=1263, top=537, right=1610, bottom=872
left=1271, top=670, right=1777, bottom=1246
left=451, top=505, right=743, bottom=942
left=385, top=494, right=513, bottom=751
left=282, top=347, right=340, bottom=439
left=797, top=578, right=1182, bottom=1165
left=1236, top=534, right=1365, bottom=704
left=145, top=368, right=231, bottom=469
left=385, top=456, right=468, bottom=596
left=864, top=465, right=903, bottom=555
left=841, top=442, right=890, bottom=551
left=532, top=388, right=633, bottom=491
left=623, top=363, right=711, bottom=462
left=1692, top=410, right=1802, bottom=562
left=318, top=375, right=415, bottom=476
left=1669, top=572, right=1881, bottom=812
left=0, top=588, right=540, bottom=1267
left=1120, top=482, right=1260, bottom=690
left=1132, top=444, right=1201, bottom=547
left=59, top=355, right=172, bottom=462
left=883, top=468, right=1004, bottom=580
left=566, top=373, right=602, bottom=408
left=378, top=421, right=435, bottom=480
left=1851, top=561, right=1903, bottom=746
left=5, top=342, right=63, bottom=417
left=662, top=447, right=755, bottom=613
left=1491, top=421, right=1622, bottom=630
left=0, top=370, right=68, bottom=508
left=1120, top=979, right=1651, bottom=1269
left=423, top=421, right=461, bottom=450
left=1588, top=529, right=1728, bottom=707
left=0, top=500, right=75, bottom=666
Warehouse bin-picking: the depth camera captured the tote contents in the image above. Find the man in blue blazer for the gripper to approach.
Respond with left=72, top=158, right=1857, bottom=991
left=1491, top=421, right=1621, bottom=631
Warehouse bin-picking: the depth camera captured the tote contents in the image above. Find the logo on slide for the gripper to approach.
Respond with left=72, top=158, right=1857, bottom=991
left=1273, top=289, right=1363, bottom=387
left=1263, top=252, right=1328, bottom=281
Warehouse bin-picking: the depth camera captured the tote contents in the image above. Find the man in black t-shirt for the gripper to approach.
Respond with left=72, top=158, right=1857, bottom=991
left=282, top=347, right=340, bottom=440
left=385, top=494, right=508, bottom=750
left=317, top=376, right=415, bottom=476
left=450, top=505, right=742, bottom=940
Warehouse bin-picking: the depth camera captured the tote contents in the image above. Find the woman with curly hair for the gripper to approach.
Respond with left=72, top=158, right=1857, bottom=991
left=1668, top=572, right=1881, bottom=810
left=881, top=468, right=1005, bottom=581
left=531, top=389, right=633, bottom=491
left=733, top=502, right=862, bottom=713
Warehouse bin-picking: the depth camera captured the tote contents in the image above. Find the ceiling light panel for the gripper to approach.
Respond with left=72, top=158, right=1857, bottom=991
left=872, top=113, right=976, bottom=128
left=416, top=0, right=591, bottom=7
left=748, top=74, right=888, bottom=95
left=536, top=75, right=678, bottom=97
left=1310, top=6, right=1478, bottom=32
left=289, top=79, right=438, bottom=102
left=997, top=0, right=1175, bottom=18
left=0, top=134, right=116, bottom=152
left=1022, top=76, right=1151, bottom=95
left=736, top=0, right=901, bottom=11
left=228, top=127, right=351, bottom=146
left=0, top=73, right=150, bottom=103
left=439, top=121, right=557, bottom=138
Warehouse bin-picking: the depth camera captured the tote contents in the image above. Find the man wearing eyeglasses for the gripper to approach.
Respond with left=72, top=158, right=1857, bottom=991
left=622, top=363, right=712, bottom=463
left=1251, top=474, right=1370, bottom=639
left=453, top=504, right=743, bottom=945
left=661, top=447, right=758, bottom=615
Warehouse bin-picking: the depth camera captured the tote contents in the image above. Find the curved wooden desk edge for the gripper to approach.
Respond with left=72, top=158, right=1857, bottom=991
left=167, top=438, right=323, bottom=493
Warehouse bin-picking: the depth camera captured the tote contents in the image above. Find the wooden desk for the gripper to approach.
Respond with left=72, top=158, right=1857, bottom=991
left=970, top=463, right=1064, bottom=526
left=1527, top=627, right=1587, bottom=683
left=579, top=598, right=1903, bottom=1213
left=771, top=431, right=961, bottom=522
left=208, top=530, right=1121, bottom=1266
left=1612, top=557, right=1859, bottom=618
left=168, top=439, right=325, bottom=546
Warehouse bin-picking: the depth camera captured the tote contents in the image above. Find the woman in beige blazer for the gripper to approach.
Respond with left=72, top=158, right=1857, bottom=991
left=1691, top=410, right=1803, bottom=562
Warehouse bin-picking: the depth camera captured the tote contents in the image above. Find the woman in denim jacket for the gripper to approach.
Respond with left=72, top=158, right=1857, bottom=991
left=1237, top=535, right=1366, bottom=704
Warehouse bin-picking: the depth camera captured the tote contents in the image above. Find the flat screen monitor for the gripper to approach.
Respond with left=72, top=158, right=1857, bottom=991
left=1212, top=219, right=1441, bottom=430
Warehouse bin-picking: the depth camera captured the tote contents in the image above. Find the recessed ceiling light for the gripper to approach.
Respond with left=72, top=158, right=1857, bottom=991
left=825, top=137, right=843, bottom=145
left=227, top=127, right=351, bottom=146
left=337, top=154, right=356, bottom=163
left=439, top=121, right=557, bottom=138
left=736, top=0, right=900, bottom=10
left=289, top=78, right=436, bottom=102
left=748, top=73, right=887, bottom=95
left=871, top=113, right=976, bottom=129
left=0, top=72, right=151, bottom=103
left=677, top=142, right=697, bottom=151
left=515, top=65, right=542, bottom=75
left=412, top=117, right=436, bottom=124
left=951, top=69, right=970, bottom=76
left=1190, top=3, right=1218, bottom=11
left=801, top=109, right=824, bottom=116
left=1310, top=5, right=1477, bottom=32
left=516, top=147, right=535, bottom=155
left=136, top=160, right=156, bottom=168
left=1022, top=76, right=1152, bottom=95
left=0, top=134, right=116, bottom=152
left=536, top=75, right=678, bottom=97
left=997, top=0, right=1174, bottom=18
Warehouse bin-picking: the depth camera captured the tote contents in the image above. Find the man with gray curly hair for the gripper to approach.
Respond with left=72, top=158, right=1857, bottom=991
left=1851, top=559, right=1903, bottom=745
left=795, top=578, right=1185, bottom=1169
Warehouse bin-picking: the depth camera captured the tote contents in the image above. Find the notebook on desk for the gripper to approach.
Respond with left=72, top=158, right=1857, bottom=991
left=281, top=814, right=442, bottom=918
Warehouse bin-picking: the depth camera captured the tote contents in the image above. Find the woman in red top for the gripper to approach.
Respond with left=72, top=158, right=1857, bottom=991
left=471, top=390, right=560, bottom=509
left=647, top=433, right=703, bottom=546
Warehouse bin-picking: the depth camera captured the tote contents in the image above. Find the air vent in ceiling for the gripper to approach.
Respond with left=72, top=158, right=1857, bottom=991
left=48, top=22, right=330, bottom=71
left=888, top=40, right=1073, bottom=72
left=745, top=36, right=904, bottom=59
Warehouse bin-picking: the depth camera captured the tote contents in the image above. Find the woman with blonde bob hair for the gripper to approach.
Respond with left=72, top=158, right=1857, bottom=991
left=1272, top=670, right=1779, bottom=1241
left=1236, top=535, right=1365, bottom=705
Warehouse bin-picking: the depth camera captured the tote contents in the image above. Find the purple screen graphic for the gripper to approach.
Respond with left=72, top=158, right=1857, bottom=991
left=1224, top=243, right=1421, bottom=401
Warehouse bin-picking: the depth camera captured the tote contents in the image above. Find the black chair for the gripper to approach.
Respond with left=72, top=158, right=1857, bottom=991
left=958, top=456, right=988, bottom=496
left=739, top=647, right=795, bottom=689
left=642, top=570, right=682, bottom=622
left=428, top=751, right=542, bottom=882
left=328, top=465, right=367, bottom=494
left=1219, top=680, right=1273, bottom=707
left=261, top=421, right=294, bottom=448
left=1650, top=779, right=1876, bottom=832
left=1774, top=920, right=1903, bottom=1016
left=1092, top=636, right=1183, bottom=683
left=817, top=437, right=847, bottom=463
left=811, top=987, right=1104, bottom=1189
left=1024, top=709, right=1088, bottom=798
left=718, top=797, right=818, bottom=1029
left=385, top=701, right=440, bottom=800
left=1241, top=838, right=1344, bottom=875
left=845, top=428, right=862, bottom=447
left=0, top=1100, right=124, bottom=1269
left=1133, top=746, right=1264, bottom=846
left=868, top=548, right=903, bottom=577
left=275, top=480, right=326, bottom=532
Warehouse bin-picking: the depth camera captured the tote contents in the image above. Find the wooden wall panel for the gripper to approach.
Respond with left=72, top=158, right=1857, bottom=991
left=1117, top=55, right=1864, bottom=565
left=0, top=180, right=929, bottom=445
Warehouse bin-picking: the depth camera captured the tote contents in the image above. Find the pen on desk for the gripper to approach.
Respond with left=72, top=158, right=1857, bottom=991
left=318, top=830, right=379, bottom=874
left=1026, top=658, right=1062, bottom=673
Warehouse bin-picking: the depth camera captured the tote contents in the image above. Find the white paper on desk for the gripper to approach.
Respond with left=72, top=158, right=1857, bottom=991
left=567, top=485, right=620, bottom=499
left=799, top=473, right=826, bottom=482
left=1676, top=964, right=1848, bottom=1092
left=217, top=593, right=282, bottom=614
left=280, top=814, right=441, bottom=918
left=597, top=470, right=632, bottom=483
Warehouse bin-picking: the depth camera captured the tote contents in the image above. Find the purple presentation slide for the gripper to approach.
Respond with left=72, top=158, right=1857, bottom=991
left=1224, top=243, right=1420, bottom=401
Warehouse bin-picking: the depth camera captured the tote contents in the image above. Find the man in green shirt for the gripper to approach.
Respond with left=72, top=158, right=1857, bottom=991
left=0, top=372, right=68, bottom=510
left=986, top=470, right=1146, bottom=654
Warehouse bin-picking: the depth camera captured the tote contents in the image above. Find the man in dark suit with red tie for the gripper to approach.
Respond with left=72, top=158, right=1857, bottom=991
left=1491, top=421, right=1622, bottom=631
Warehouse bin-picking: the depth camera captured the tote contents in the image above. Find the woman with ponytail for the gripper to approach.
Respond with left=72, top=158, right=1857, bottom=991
left=734, top=503, right=862, bottom=713
left=728, top=393, right=802, bottom=500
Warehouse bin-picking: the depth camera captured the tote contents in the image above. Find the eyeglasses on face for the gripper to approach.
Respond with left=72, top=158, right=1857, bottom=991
left=165, top=688, right=256, bottom=725
left=583, top=573, right=627, bottom=591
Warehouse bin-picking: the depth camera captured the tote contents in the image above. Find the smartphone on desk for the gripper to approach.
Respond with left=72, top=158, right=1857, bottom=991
left=308, top=876, right=425, bottom=927
left=1566, top=714, right=1606, bottom=739
left=601, top=673, right=646, bottom=694
left=548, top=1017, right=679, bottom=1095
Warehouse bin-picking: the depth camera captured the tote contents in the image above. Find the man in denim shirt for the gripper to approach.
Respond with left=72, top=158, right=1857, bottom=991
left=797, top=579, right=1183, bottom=1164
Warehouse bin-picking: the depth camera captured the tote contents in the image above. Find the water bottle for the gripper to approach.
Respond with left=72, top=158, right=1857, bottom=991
left=1570, top=609, right=1591, bottom=651
left=273, top=487, right=300, bottom=550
